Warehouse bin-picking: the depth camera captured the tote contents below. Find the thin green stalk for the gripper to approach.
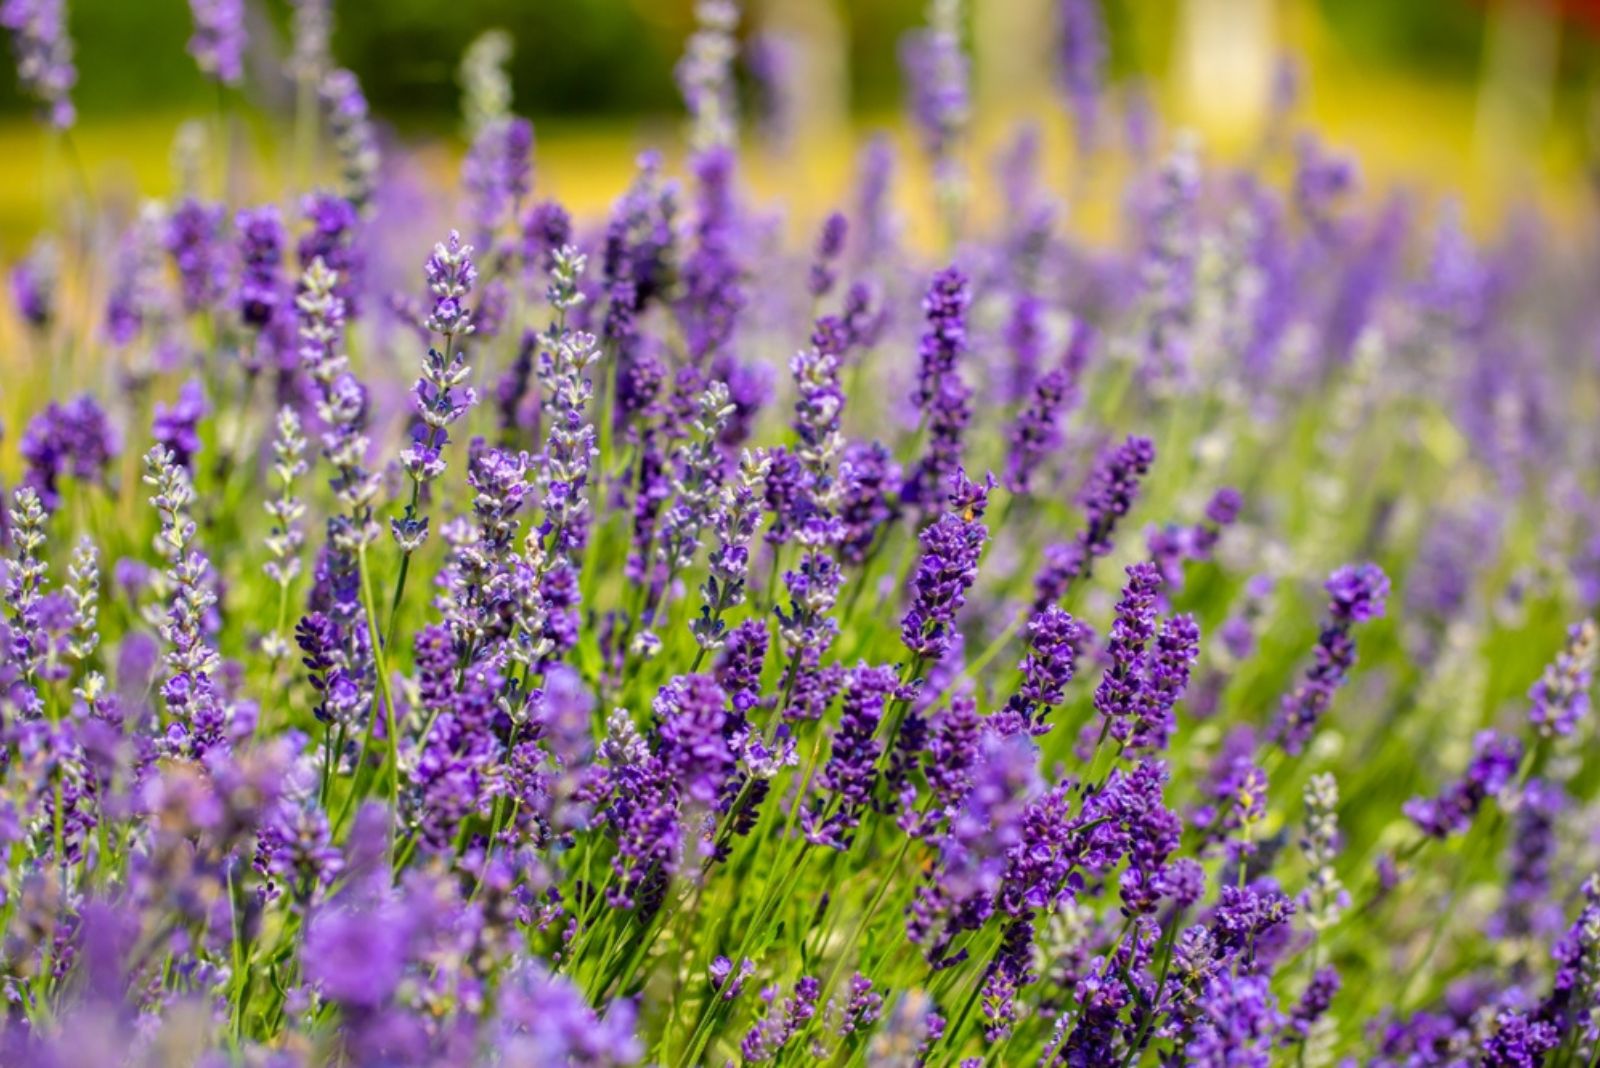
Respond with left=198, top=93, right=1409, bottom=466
left=352, top=543, right=401, bottom=853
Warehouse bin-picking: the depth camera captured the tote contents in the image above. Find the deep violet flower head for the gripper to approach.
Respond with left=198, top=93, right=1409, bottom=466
left=1403, top=730, right=1522, bottom=839
left=298, top=190, right=363, bottom=312
left=235, top=204, right=287, bottom=331
left=1186, top=973, right=1283, bottom=1067
left=1090, top=562, right=1160, bottom=741
left=1005, top=321, right=1091, bottom=496
left=803, top=663, right=899, bottom=848
left=151, top=379, right=208, bottom=472
left=164, top=197, right=230, bottom=315
left=1033, top=434, right=1156, bottom=609
left=903, top=266, right=975, bottom=510
left=20, top=394, right=117, bottom=511
left=911, top=264, right=971, bottom=410
left=808, top=211, right=848, bottom=300
left=901, top=469, right=992, bottom=663
left=996, top=605, right=1089, bottom=736
left=653, top=672, right=736, bottom=807
left=1270, top=562, right=1389, bottom=754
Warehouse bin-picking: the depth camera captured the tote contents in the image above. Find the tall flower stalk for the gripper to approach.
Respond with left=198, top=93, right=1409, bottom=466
left=387, top=231, right=478, bottom=640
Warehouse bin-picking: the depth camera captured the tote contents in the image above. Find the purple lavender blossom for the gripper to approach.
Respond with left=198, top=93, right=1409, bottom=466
left=836, top=441, right=901, bottom=566
left=741, top=975, right=821, bottom=1062
left=803, top=663, right=898, bottom=848
left=1055, top=0, right=1105, bottom=153
left=909, top=733, right=1040, bottom=968
left=654, top=673, right=736, bottom=808
left=9, top=239, right=56, bottom=328
left=1005, top=322, right=1091, bottom=496
left=1147, top=487, right=1242, bottom=598
left=187, top=0, right=244, bottom=85
left=1527, top=619, right=1597, bottom=739
left=463, top=116, right=535, bottom=244
left=1403, top=730, right=1522, bottom=839
left=235, top=205, right=287, bottom=331
left=911, top=265, right=970, bottom=410
left=903, top=266, right=974, bottom=509
left=20, top=395, right=117, bottom=511
left=1482, top=1011, right=1558, bottom=1068
left=1033, top=435, right=1156, bottom=609
left=994, top=606, right=1089, bottom=737
left=1288, top=966, right=1340, bottom=1040
left=0, top=0, right=73, bottom=128
left=1494, top=777, right=1564, bottom=940
left=808, top=211, right=848, bottom=300
left=1186, top=973, right=1282, bottom=1067
left=151, top=379, right=208, bottom=473
left=1091, top=562, right=1161, bottom=744
left=320, top=68, right=380, bottom=212
left=900, top=0, right=969, bottom=200
left=901, top=470, right=991, bottom=664
left=164, top=198, right=230, bottom=316
left=678, top=145, right=746, bottom=370
left=521, top=199, right=572, bottom=276
left=1269, top=562, right=1389, bottom=754
left=298, top=191, right=363, bottom=314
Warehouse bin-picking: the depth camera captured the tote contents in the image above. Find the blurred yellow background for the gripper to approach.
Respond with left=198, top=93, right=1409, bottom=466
left=2, top=0, right=1596, bottom=247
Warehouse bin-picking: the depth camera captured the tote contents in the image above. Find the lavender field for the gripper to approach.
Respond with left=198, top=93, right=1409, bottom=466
left=1, top=0, right=1598, bottom=1064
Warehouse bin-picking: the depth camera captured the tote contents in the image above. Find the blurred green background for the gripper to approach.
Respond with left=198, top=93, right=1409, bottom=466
left=2, top=0, right=1599, bottom=247
left=3, top=0, right=1588, bottom=125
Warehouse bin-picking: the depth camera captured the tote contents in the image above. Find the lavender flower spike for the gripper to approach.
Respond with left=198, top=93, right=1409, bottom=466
left=394, top=231, right=479, bottom=552
left=901, top=0, right=970, bottom=220
left=187, top=0, right=245, bottom=85
left=1005, top=321, right=1090, bottom=497
left=1091, top=561, right=1161, bottom=745
left=902, top=469, right=992, bottom=664
left=677, top=0, right=740, bottom=152
left=262, top=407, right=308, bottom=660
left=144, top=445, right=229, bottom=756
left=695, top=448, right=771, bottom=654
left=997, top=605, right=1089, bottom=736
left=1269, top=562, right=1389, bottom=755
left=3, top=486, right=48, bottom=714
left=1403, top=730, right=1522, bottom=839
left=1528, top=619, right=1597, bottom=739
left=1056, top=0, right=1105, bottom=153
left=1, top=0, right=75, bottom=128
left=320, top=69, right=380, bottom=213
left=1032, top=434, right=1156, bottom=609
left=1299, top=773, right=1347, bottom=931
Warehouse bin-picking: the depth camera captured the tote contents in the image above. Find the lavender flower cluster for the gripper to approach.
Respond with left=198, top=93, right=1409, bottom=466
left=2, top=2, right=1600, bottom=1066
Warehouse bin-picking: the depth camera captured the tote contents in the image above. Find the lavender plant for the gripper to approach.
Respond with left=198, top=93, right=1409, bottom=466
left=2, top=7, right=1600, bottom=1067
